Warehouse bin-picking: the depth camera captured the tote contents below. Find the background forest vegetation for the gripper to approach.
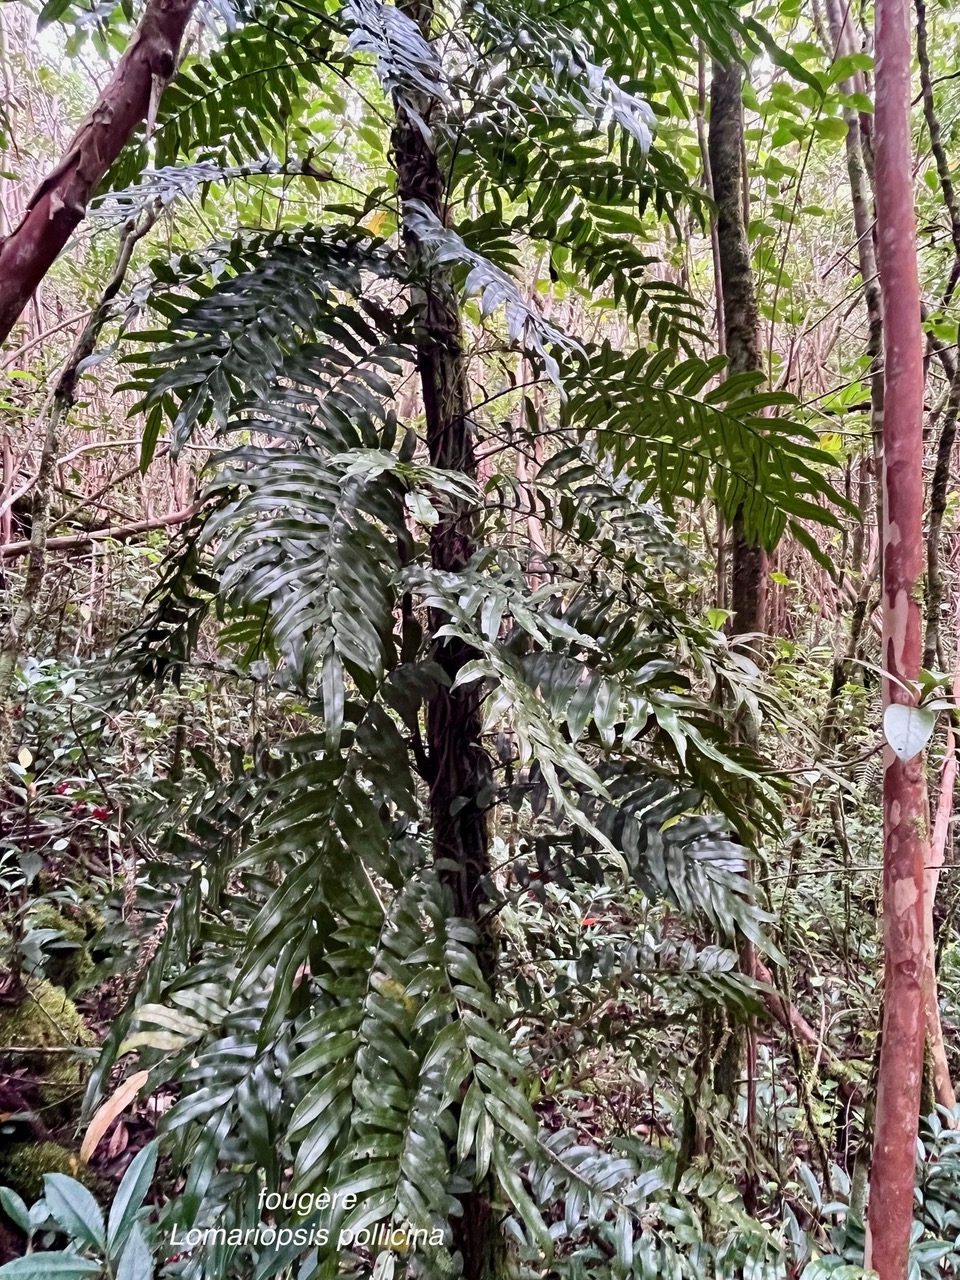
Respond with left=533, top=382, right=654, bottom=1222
left=0, top=0, right=957, bottom=1276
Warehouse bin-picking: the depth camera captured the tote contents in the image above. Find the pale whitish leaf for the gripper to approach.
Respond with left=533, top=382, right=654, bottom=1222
left=0, top=1188, right=29, bottom=1232
left=118, top=1029, right=190, bottom=1054
left=17, top=747, right=32, bottom=769
left=132, top=1003, right=208, bottom=1037
left=883, top=703, right=937, bottom=762
left=0, top=1257, right=100, bottom=1278
left=405, top=491, right=439, bottom=526
left=372, top=1252, right=396, bottom=1280
left=345, top=0, right=447, bottom=101
left=29, top=1199, right=52, bottom=1230
left=404, top=202, right=579, bottom=386
left=475, top=1111, right=494, bottom=1180
left=796, top=1159, right=822, bottom=1211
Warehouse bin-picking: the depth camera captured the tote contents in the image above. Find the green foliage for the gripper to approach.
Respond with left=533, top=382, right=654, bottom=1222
left=0, top=1142, right=159, bottom=1279
left=0, top=1145, right=104, bottom=1205
left=67, top=0, right=856, bottom=1266
left=3, top=0, right=922, bottom=1275
left=109, top=2, right=341, bottom=190
left=20, top=901, right=101, bottom=989
left=809, top=1110, right=960, bottom=1278
left=124, top=225, right=405, bottom=468
left=564, top=346, right=848, bottom=552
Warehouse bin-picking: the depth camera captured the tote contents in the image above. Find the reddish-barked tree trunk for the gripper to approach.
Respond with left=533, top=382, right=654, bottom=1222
left=866, top=0, right=929, bottom=1275
left=0, top=0, right=196, bottom=346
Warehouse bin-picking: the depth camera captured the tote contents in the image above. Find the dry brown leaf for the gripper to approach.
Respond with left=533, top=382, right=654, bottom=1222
left=80, top=1069, right=149, bottom=1163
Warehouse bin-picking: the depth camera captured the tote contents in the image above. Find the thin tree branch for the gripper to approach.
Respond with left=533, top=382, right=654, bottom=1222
left=0, top=504, right=197, bottom=561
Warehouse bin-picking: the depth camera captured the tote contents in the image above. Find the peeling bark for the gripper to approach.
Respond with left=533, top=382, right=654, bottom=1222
left=924, top=702, right=957, bottom=1113
left=916, top=0, right=960, bottom=670
left=920, top=612, right=960, bottom=1115
left=924, top=372, right=960, bottom=667
left=866, top=1, right=930, bottom=1275
left=0, top=0, right=195, bottom=346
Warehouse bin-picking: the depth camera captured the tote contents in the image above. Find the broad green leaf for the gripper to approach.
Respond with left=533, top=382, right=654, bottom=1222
left=0, top=1188, right=29, bottom=1233
left=108, top=1141, right=158, bottom=1256
left=37, top=0, right=73, bottom=28
left=43, top=1176, right=106, bottom=1252
left=115, top=1221, right=153, bottom=1280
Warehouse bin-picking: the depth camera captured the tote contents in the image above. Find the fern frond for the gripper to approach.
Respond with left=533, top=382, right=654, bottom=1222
left=405, top=202, right=579, bottom=384
left=345, top=0, right=447, bottom=101
left=108, top=4, right=342, bottom=185
left=564, top=344, right=850, bottom=551
left=125, top=225, right=406, bottom=464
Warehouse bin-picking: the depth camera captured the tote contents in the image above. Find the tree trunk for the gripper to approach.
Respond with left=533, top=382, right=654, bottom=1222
left=925, top=696, right=957, bottom=1113
left=704, top=54, right=766, bottom=1211
left=915, top=0, right=960, bottom=267
left=924, top=375, right=960, bottom=669
left=918, top=575, right=960, bottom=1115
left=390, top=5, right=500, bottom=1276
left=0, top=0, right=195, bottom=347
left=914, top=0, right=960, bottom=1106
left=708, top=57, right=767, bottom=635
left=916, top=0, right=960, bottom=670
left=824, top=0, right=884, bottom=583
left=391, top=2, right=493, bottom=962
left=866, top=1, right=930, bottom=1275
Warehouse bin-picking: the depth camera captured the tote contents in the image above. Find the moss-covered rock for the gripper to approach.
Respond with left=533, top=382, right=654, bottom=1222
left=26, top=902, right=95, bottom=988
left=0, top=979, right=97, bottom=1112
left=0, top=1142, right=108, bottom=1203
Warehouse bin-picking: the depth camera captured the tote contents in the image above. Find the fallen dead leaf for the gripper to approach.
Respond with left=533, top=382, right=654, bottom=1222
left=81, top=1070, right=149, bottom=1163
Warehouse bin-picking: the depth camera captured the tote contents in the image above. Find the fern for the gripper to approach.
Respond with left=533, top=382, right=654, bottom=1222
left=108, top=3, right=342, bottom=188
left=345, top=0, right=447, bottom=101
left=125, top=225, right=406, bottom=465
left=98, top=157, right=335, bottom=218
left=405, top=202, right=579, bottom=384
left=204, top=447, right=404, bottom=694
left=81, top=0, right=848, bottom=1271
left=563, top=344, right=851, bottom=552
